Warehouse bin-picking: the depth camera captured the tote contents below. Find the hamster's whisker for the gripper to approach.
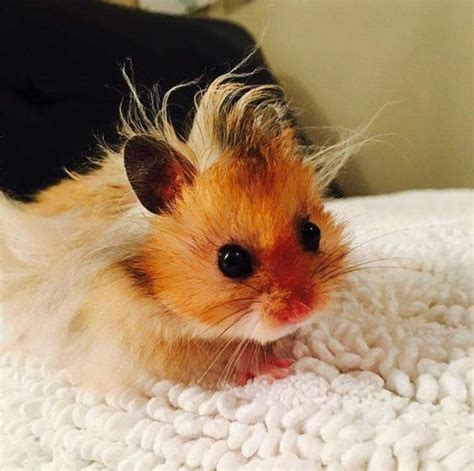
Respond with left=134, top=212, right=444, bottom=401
left=317, top=256, right=407, bottom=280
left=196, top=305, right=253, bottom=337
left=203, top=296, right=257, bottom=314
left=313, top=227, right=423, bottom=278
left=195, top=313, right=248, bottom=387
left=229, top=338, right=253, bottom=386
left=343, top=227, right=421, bottom=254
left=312, top=248, right=351, bottom=277
left=213, top=310, right=253, bottom=342
left=254, top=345, right=269, bottom=368
left=320, top=263, right=435, bottom=282
left=341, top=265, right=433, bottom=277
left=217, top=317, right=258, bottom=388
left=217, top=335, right=248, bottom=388
left=319, top=257, right=401, bottom=279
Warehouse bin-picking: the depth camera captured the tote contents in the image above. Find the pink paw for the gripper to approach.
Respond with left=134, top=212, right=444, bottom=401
left=235, top=356, right=294, bottom=386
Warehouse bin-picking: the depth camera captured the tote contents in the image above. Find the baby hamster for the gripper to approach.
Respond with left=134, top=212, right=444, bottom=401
left=0, top=72, right=349, bottom=390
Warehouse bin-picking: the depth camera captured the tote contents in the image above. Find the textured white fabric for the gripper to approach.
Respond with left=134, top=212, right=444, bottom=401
left=1, top=189, right=473, bottom=470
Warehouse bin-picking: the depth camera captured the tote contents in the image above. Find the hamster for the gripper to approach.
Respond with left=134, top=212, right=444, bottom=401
left=0, top=72, right=349, bottom=390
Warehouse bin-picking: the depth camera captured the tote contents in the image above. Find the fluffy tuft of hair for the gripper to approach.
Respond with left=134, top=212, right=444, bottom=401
left=117, top=67, right=367, bottom=192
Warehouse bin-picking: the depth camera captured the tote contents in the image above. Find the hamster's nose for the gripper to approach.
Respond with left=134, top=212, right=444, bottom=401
left=275, top=301, right=312, bottom=325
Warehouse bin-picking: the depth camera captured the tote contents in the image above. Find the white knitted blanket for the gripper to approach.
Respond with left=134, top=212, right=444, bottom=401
left=1, top=189, right=473, bottom=471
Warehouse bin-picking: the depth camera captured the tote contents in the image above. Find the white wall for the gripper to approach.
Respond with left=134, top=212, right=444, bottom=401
left=208, top=0, right=473, bottom=195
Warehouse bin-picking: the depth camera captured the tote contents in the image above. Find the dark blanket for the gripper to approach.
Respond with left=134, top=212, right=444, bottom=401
left=0, top=0, right=276, bottom=200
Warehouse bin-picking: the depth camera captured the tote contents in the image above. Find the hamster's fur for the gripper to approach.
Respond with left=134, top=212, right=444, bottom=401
left=1, top=71, right=355, bottom=390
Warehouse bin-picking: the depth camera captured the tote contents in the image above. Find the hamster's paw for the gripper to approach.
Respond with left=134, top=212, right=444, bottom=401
left=235, top=352, right=294, bottom=386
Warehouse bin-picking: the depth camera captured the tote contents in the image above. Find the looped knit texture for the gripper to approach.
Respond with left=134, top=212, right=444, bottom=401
left=1, top=190, right=472, bottom=470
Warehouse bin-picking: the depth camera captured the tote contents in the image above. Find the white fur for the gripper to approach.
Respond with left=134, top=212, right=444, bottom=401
left=0, top=192, right=150, bottom=358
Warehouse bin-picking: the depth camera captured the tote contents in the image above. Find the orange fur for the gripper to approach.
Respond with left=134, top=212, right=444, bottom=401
left=137, top=143, right=347, bottom=346
left=28, top=157, right=131, bottom=217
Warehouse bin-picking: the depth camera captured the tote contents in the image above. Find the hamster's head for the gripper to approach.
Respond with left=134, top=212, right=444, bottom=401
left=124, top=130, right=348, bottom=344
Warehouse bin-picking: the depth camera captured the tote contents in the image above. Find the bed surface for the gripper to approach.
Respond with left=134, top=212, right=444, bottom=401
left=1, top=189, right=473, bottom=470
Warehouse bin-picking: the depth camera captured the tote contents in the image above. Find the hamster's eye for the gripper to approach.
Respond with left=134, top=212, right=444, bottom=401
left=299, top=219, right=321, bottom=252
left=218, top=244, right=253, bottom=279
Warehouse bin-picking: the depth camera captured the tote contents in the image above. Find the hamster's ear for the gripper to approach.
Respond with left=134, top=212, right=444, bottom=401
left=124, top=135, right=195, bottom=214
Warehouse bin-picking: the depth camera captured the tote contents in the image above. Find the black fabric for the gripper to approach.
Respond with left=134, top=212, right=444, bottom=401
left=0, top=0, right=276, bottom=200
